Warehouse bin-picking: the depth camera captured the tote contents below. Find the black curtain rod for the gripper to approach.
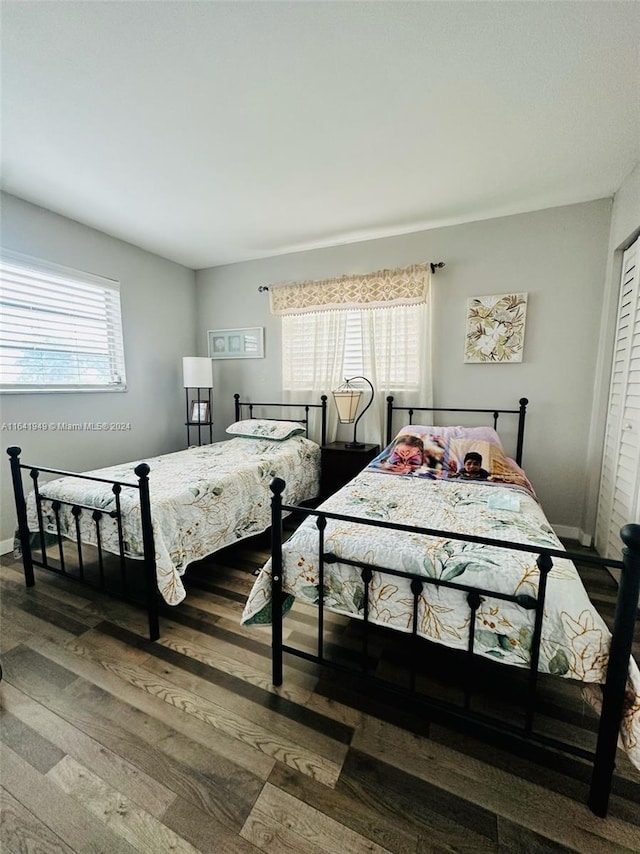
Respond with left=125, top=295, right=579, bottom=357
left=258, top=261, right=445, bottom=292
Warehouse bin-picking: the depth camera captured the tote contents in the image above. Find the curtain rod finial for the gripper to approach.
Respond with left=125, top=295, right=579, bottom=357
left=430, top=262, right=445, bottom=274
left=258, top=285, right=269, bottom=292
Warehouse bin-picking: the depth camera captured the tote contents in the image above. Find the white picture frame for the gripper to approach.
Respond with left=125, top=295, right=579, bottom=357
left=207, top=327, right=264, bottom=360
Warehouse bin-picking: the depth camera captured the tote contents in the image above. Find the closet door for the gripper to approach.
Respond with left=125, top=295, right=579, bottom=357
left=595, top=237, right=640, bottom=560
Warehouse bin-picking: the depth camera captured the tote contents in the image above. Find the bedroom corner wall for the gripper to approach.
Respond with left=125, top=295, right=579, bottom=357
left=195, top=199, right=612, bottom=535
left=0, top=192, right=197, bottom=549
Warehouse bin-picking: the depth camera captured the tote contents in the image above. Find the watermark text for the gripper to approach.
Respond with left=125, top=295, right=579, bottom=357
left=2, top=422, right=132, bottom=432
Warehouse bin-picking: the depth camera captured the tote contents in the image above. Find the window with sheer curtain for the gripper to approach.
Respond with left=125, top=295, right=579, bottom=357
left=271, top=264, right=432, bottom=444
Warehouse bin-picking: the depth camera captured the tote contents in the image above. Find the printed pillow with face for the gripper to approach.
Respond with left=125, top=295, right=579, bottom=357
left=446, top=435, right=534, bottom=495
left=367, top=427, right=450, bottom=477
left=368, top=423, right=533, bottom=493
left=226, top=419, right=306, bottom=441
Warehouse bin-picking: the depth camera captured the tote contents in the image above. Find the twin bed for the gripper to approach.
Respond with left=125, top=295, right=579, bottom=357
left=8, top=394, right=327, bottom=639
left=7, top=394, right=640, bottom=817
left=241, top=398, right=640, bottom=817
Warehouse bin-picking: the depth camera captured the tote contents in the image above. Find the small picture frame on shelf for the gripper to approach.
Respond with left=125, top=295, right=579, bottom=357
left=190, top=401, right=210, bottom=423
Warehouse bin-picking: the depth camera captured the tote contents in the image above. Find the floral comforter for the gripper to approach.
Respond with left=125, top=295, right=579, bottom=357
left=241, top=470, right=640, bottom=769
left=26, top=436, right=320, bottom=605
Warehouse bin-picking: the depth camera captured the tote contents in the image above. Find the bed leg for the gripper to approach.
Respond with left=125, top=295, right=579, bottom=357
left=135, top=463, right=160, bottom=641
left=7, top=447, right=35, bottom=587
left=270, top=477, right=286, bottom=686
left=588, top=523, right=640, bottom=817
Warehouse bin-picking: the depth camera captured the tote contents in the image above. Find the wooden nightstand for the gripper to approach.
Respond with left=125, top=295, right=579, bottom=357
left=320, top=442, right=380, bottom=498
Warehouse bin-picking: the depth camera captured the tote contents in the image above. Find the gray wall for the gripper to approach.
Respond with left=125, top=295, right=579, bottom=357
left=0, top=193, right=618, bottom=544
left=195, top=200, right=612, bottom=537
left=1, top=193, right=197, bottom=544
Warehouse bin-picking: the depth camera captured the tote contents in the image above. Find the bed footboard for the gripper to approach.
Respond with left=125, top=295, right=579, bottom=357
left=7, top=446, right=160, bottom=641
left=268, top=477, right=640, bottom=818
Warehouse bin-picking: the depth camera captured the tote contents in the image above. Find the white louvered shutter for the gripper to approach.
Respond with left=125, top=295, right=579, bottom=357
left=595, top=237, right=640, bottom=560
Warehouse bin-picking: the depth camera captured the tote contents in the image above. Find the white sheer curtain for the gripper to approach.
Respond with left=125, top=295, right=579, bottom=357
left=276, top=263, right=433, bottom=447
left=362, top=301, right=433, bottom=446
left=282, top=310, right=347, bottom=442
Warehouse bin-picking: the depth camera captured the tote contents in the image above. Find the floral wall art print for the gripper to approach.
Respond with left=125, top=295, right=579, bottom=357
left=464, top=293, right=528, bottom=363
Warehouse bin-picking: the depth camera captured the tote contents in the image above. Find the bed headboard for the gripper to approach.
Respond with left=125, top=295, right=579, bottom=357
left=234, top=393, right=328, bottom=446
left=385, top=397, right=529, bottom=466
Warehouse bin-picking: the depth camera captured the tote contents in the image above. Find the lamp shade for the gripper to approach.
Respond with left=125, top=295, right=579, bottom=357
left=331, top=376, right=375, bottom=449
left=332, top=387, right=363, bottom=424
left=182, top=357, right=213, bottom=388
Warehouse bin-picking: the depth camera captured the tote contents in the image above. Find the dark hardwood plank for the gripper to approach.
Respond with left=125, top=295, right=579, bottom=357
left=2, top=643, right=79, bottom=692
left=351, top=711, right=640, bottom=852
left=496, top=817, right=590, bottom=854
left=1, top=573, right=101, bottom=630
left=1, top=787, right=75, bottom=854
left=428, top=724, right=640, bottom=822
left=0, top=708, right=65, bottom=774
left=47, top=754, right=204, bottom=854
left=341, top=747, right=498, bottom=849
left=1, top=744, right=138, bottom=854
left=161, top=794, right=262, bottom=854
left=59, top=678, right=264, bottom=830
left=241, top=781, right=395, bottom=853
left=2, top=586, right=97, bottom=636
left=268, top=761, right=419, bottom=854
left=2, top=681, right=177, bottom=819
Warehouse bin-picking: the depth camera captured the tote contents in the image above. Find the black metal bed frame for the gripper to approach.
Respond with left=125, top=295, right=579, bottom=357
left=7, top=393, right=328, bottom=642
left=267, top=398, right=640, bottom=817
left=7, top=448, right=161, bottom=639
left=386, top=395, right=529, bottom=466
left=234, top=393, right=328, bottom=446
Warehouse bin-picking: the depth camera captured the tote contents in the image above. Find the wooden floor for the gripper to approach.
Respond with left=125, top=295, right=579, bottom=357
left=1, top=532, right=640, bottom=854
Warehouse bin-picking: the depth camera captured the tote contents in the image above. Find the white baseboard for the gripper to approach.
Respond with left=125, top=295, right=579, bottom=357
left=577, top=530, right=593, bottom=548
left=551, top=524, right=593, bottom=548
left=1, top=536, right=15, bottom=555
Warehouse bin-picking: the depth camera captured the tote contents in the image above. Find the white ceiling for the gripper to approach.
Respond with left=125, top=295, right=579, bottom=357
left=2, top=1, right=639, bottom=270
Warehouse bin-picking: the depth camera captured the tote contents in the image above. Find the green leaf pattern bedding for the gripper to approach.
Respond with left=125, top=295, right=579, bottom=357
left=26, top=436, right=320, bottom=606
left=241, top=471, right=640, bottom=770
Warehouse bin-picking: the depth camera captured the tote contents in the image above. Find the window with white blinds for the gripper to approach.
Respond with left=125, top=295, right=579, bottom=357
left=0, top=250, right=127, bottom=392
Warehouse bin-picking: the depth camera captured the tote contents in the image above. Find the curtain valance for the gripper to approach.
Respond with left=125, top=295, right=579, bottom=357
left=269, top=263, right=431, bottom=316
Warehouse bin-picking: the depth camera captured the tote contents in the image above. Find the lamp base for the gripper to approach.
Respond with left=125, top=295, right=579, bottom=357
left=344, top=441, right=365, bottom=449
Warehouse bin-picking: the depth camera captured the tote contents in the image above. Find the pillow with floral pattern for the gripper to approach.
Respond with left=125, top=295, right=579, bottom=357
left=226, top=419, right=305, bottom=441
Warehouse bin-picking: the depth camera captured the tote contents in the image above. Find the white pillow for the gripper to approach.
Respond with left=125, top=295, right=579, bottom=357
left=226, top=418, right=306, bottom=441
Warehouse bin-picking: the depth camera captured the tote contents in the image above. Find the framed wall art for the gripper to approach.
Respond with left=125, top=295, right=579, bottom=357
left=464, top=293, right=528, bottom=363
left=190, top=400, right=210, bottom=422
left=207, top=327, right=264, bottom=360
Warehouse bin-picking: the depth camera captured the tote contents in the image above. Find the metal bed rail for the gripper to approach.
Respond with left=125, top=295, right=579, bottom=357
left=386, top=396, right=528, bottom=466
left=234, top=393, right=328, bottom=447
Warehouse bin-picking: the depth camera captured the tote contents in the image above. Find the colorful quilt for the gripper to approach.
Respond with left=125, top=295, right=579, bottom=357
left=241, top=429, right=640, bottom=770
left=26, top=435, right=320, bottom=605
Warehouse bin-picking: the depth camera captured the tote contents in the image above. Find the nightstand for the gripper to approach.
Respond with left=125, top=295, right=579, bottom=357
left=320, top=442, right=380, bottom=498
